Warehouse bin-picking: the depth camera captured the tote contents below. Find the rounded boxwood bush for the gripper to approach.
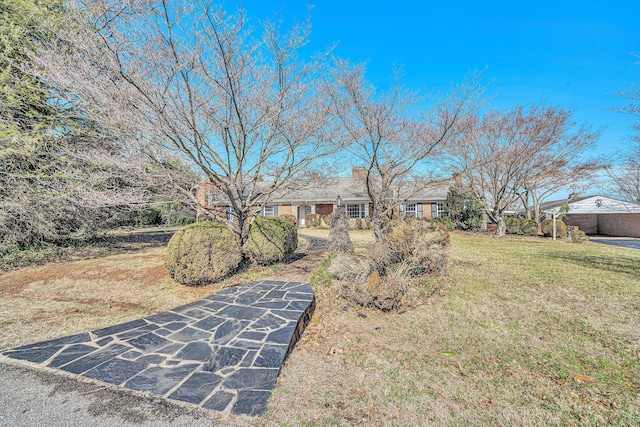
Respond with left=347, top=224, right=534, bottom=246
left=247, top=216, right=298, bottom=265
left=305, top=213, right=321, bottom=228
left=505, top=217, right=522, bottom=235
left=165, top=221, right=242, bottom=286
left=521, top=219, right=539, bottom=236
left=541, top=219, right=567, bottom=238
left=571, top=229, right=588, bottom=243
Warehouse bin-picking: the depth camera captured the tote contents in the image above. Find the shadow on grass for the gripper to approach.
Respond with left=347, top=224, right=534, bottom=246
left=0, top=228, right=177, bottom=271
left=550, top=251, right=640, bottom=278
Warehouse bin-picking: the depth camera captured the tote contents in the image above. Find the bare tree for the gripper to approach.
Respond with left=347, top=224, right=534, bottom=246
left=450, top=104, right=599, bottom=236
left=515, top=116, right=600, bottom=229
left=607, top=53, right=640, bottom=202
left=34, top=0, right=340, bottom=246
left=604, top=150, right=640, bottom=202
left=615, top=53, right=640, bottom=143
left=330, top=61, right=478, bottom=241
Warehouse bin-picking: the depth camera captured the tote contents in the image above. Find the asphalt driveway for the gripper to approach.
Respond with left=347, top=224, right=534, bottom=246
left=589, top=236, right=640, bottom=250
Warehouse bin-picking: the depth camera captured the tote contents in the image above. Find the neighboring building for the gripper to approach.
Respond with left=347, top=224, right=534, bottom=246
left=541, top=195, right=640, bottom=238
left=196, top=167, right=451, bottom=226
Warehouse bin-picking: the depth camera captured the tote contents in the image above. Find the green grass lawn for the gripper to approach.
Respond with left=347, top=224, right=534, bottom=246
left=267, top=231, right=640, bottom=426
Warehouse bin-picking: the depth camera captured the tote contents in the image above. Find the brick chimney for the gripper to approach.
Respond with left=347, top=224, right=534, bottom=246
left=352, top=166, right=366, bottom=177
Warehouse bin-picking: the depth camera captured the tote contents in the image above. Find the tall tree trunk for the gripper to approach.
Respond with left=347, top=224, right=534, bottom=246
left=232, top=213, right=252, bottom=258
left=534, top=209, right=543, bottom=235
left=496, top=216, right=507, bottom=237
left=372, top=210, right=385, bottom=242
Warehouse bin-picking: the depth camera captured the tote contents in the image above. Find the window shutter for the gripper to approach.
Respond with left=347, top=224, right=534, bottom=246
left=260, top=206, right=265, bottom=217
left=399, top=204, right=405, bottom=217
left=274, top=205, right=279, bottom=216
left=417, top=203, right=423, bottom=218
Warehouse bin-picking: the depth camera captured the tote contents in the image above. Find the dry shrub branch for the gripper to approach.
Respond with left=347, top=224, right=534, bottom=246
left=328, top=218, right=450, bottom=311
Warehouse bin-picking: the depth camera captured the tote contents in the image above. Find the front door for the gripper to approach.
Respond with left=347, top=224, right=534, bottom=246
left=299, top=205, right=312, bottom=226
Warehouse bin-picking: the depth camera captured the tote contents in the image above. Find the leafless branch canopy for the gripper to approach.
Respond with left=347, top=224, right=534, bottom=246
left=330, top=60, right=480, bottom=240
left=36, top=0, right=341, bottom=243
left=449, top=104, right=600, bottom=235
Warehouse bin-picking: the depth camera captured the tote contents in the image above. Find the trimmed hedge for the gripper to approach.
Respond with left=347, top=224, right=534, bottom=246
left=506, top=217, right=522, bottom=235
left=521, top=219, right=539, bottom=236
left=165, top=221, right=242, bottom=286
left=571, top=229, right=589, bottom=243
left=247, top=216, right=298, bottom=265
left=321, top=214, right=333, bottom=227
left=305, top=214, right=321, bottom=228
left=541, top=219, right=567, bottom=238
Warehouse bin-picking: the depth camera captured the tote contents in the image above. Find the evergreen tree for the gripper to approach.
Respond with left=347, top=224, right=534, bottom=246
left=444, top=185, right=484, bottom=231
left=0, top=1, right=193, bottom=247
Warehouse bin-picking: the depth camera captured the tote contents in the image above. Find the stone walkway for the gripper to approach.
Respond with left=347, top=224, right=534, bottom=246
left=1, top=280, right=315, bottom=417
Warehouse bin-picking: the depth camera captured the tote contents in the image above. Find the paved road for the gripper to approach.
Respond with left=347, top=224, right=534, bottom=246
left=590, top=237, right=640, bottom=250
left=0, top=363, right=228, bottom=427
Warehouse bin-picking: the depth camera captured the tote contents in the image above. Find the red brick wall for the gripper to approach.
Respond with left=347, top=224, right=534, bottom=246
left=278, top=204, right=293, bottom=216
left=315, top=204, right=333, bottom=215
left=597, top=214, right=640, bottom=238
left=564, top=213, right=640, bottom=237
left=564, top=214, right=598, bottom=234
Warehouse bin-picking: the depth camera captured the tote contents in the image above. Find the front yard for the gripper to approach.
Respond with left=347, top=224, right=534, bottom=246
left=1, top=229, right=638, bottom=425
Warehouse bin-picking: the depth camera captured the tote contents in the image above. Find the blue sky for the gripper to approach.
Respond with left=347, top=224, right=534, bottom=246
left=228, top=0, right=639, bottom=160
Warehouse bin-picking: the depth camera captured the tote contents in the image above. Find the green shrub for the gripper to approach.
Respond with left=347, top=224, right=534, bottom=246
left=180, top=216, right=196, bottom=225
left=505, top=218, right=522, bottom=235
left=247, top=216, right=298, bottom=265
left=321, top=214, right=332, bottom=227
left=354, top=217, right=364, bottom=230
left=541, top=219, right=567, bottom=238
left=431, top=216, right=454, bottom=231
left=570, top=229, right=588, bottom=244
left=305, top=214, right=321, bottom=228
left=521, top=219, right=539, bottom=236
left=279, top=214, right=298, bottom=226
left=364, top=215, right=372, bottom=229
left=165, top=222, right=242, bottom=286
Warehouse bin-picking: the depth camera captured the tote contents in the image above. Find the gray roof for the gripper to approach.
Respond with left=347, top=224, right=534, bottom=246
left=540, top=195, right=640, bottom=214
left=268, top=176, right=451, bottom=204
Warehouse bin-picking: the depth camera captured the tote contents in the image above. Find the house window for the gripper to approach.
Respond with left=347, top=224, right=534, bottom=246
left=405, top=203, right=417, bottom=218
left=262, top=205, right=276, bottom=217
left=206, top=190, right=225, bottom=205
left=431, top=202, right=446, bottom=218
left=346, top=204, right=365, bottom=219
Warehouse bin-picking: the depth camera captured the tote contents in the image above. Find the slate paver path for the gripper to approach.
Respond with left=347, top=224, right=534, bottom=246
left=1, top=280, right=314, bottom=417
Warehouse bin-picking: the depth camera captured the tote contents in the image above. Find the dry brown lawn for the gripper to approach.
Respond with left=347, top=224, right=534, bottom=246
left=1, top=228, right=639, bottom=426
left=0, top=230, right=280, bottom=350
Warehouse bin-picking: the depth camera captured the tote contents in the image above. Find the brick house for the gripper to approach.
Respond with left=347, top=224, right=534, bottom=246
left=196, top=167, right=451, bottom=226
left=541, top=195, right=640, bottom=238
